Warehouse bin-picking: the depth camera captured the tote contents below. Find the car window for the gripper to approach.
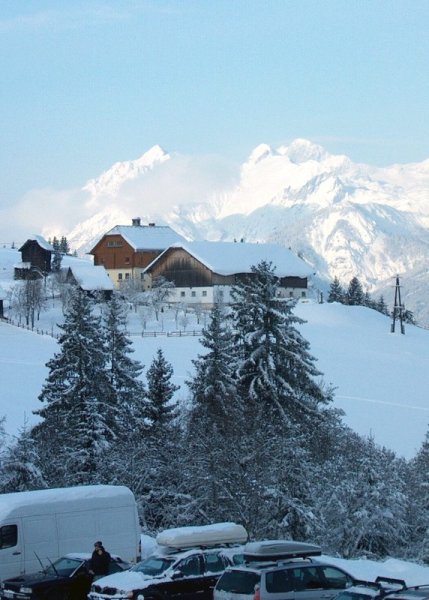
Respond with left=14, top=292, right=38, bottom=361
left=266, top=569, right=293, bottom=593
left=46, top=557, right=83, bottom=577
left=216, top=570, right=261, bottom=594
left=108, top=560, right=124, bottom=574
left=177, top=555, right=202, bottom=576
left=319, top=566, right=354, bottom=590
left=132, top=556, right=175, bottom=576
left=204, top=552, right=227, bottom=573
left=290, top=566, right=323, bottom=590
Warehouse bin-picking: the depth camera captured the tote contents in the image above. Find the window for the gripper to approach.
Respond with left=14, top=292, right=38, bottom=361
left=290, top=567, right=322, bottom=591
left=107, top=241, right=123, bottom=248
left=191, top=291, right=196, bottom=297
left=140, top=273, right=144, bottom=280
left=218, top=290, right=224, bottom=297
left=0, top=524, right=17, bottom=549
left=266, top=570, right=293, bottom=593
left=118, top=273, right=123, bottom=280
left=125, top=273, right=130, bottom=280
left=289, top=291, right=294, bottom=297
left=204, top=552, right=226, bottom=574
left=319, top=566, right=353, bottom=590
left=202, top=290, right=207, bottom=297
left=177, top=555, right=202, bottom=576
left=180, top=291, right=186, bottom=297
left=301, top=291, right=306, bottom=298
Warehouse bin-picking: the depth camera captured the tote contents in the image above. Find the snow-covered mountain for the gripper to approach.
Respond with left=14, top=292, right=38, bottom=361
left=66, top=140, right=429, bottom=324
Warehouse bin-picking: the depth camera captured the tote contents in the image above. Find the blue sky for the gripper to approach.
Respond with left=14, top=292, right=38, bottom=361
left=1, top=0, right=429, bottom=206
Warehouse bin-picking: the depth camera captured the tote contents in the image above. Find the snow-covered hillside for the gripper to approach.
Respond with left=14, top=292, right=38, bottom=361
left=63, top=140, right=429, bottom=325
left=1, top=297, right=428, bottom=460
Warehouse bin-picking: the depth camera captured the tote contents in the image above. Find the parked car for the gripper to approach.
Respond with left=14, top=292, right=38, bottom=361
left=333, top=578, right=407, bottom=600
left=88, top=522, right=248, bottom=600
left=380, top=585, right=429, bottom=600
left=0, top=553, right=130, bottom=600
left=214, top=540, right=357, bottom=600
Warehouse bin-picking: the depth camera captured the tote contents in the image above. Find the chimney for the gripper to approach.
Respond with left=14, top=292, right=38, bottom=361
left=148, top=223, right=156, bottom=227
left=132, top=217, right=141, bottom=227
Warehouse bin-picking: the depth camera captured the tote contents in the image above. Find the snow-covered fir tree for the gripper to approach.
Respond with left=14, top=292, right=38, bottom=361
left=346, top=276, right=364, bottom=306
left=315, top=435, right=408, bottom=558
left=0, top=422, right=46, bottom=492
left=187, top=302, right=238, bottom=429
left=231, top=260, right=330, bottom=423
left=103, top=293, right=146, bottom=437
left=51, top=237, right=62, bottom=272
left=33, top=287, right=114, bottom=485
left=183, top=302, right=245, bottom=524
left=145, top=348, right=179, bottom=429
left=327, top=276, right=345, bottom=303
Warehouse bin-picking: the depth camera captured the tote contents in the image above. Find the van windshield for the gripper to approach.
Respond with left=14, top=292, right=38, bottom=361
left=131, top=556, right=175, bottom=576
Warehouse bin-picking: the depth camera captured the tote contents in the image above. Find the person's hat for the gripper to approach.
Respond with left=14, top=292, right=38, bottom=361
left=94, top=541, right=103, bottom=547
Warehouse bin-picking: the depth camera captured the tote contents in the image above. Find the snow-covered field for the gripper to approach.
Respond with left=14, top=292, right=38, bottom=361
left=1, top=296, right=428, bottom=459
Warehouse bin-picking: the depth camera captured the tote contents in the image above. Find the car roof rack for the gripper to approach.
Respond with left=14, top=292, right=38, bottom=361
left=243, top=540, right=322, bottom=563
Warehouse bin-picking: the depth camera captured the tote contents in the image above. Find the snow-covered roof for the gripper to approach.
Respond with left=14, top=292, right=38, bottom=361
left=64, top=257, right=114, bottom=291
left=146, top=241, right=313, bottom=278
left=23, top=235, right=54, bottom=252
left=0, top=485, right=133, bottom=520
left=99, top=224, right=186, bottom=251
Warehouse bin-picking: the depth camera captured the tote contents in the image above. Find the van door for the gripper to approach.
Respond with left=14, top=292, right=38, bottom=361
left=0, top=521, right=23, bottom=580
left=22, top=515, right=58, bottom=574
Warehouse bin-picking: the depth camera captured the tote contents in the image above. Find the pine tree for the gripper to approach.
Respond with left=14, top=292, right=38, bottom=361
left=59, top=236, right=70, bottom=254
left=0, top=424, right=47, bottom=492
left=327, top=277, right=344, bottom=303
left=33, top=287, right=114, bottom=485
left=346, top=277, right=364, bottom=306
left=231, top=260, right=330, bottom=423
left=187, top=303, right=238, bottom=429
left=146, top=349, right=179, bottom=429
left=51, top=237, right=62, bottom=272
left=376, top=295, right=389, bottom=316
left=103, top=294, right=146, bottom=438
left=182, top=303, right=244, bottom=523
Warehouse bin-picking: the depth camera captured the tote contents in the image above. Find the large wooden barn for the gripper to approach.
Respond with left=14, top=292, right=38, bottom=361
left=143, top=241, right=314, bottom=305
left=89, top=218, right=186, bottom=287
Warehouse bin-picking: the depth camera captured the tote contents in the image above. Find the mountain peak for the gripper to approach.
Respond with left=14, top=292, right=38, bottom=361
left=83, top=145, right=170, bottom=199
left=279, top=138, right=328, bottom=164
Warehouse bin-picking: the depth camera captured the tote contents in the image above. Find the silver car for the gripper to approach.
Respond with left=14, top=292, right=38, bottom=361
left=214, top=541, right=356, bottom=600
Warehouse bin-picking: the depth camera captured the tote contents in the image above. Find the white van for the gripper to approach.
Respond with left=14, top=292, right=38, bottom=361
left=0, top=484, right=140, bottom=582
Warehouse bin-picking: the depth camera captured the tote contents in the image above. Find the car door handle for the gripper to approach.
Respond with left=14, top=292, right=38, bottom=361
left=13, top=552, right=21, bottom=555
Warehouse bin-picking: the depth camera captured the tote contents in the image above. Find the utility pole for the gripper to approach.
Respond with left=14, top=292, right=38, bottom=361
left=391, top=275, right=405, bottom=334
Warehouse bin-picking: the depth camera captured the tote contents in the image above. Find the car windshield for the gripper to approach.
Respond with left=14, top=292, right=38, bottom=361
left=45, top=557, right=83, bottom=577
left=131, top=556, right=175, bottom=576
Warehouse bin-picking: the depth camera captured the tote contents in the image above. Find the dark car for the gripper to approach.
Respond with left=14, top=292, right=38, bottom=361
left=0, top=553, right=130, bottom=600
left=88, top=522, right=247, bottom=600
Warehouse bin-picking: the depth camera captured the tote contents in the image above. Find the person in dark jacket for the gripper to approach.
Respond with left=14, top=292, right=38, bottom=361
left=89, top=541, right=111, bottom=579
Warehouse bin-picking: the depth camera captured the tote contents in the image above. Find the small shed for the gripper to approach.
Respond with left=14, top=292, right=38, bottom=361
left=63, top=258, right=114, bottom=300
left=16, top=235, right=53, bottom=278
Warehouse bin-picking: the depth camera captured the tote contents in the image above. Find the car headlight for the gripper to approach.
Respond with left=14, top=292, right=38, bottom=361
left=19, top=587, right=32, bottom=594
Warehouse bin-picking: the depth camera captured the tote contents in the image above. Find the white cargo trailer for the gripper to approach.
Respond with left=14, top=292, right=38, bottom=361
left=0, top=485, right=140, bottom=582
